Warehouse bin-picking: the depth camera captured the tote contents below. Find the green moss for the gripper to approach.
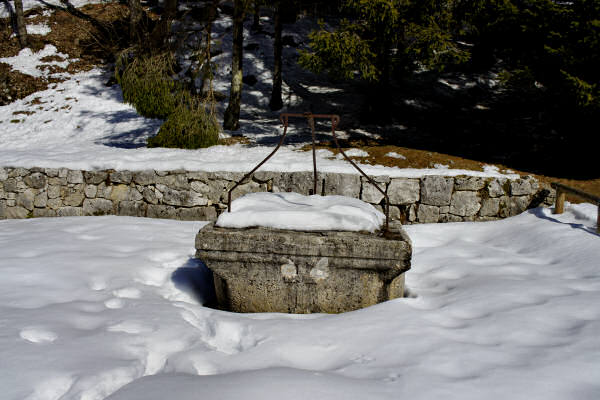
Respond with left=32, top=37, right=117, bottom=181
left=147, top=101, right=219, bottom=149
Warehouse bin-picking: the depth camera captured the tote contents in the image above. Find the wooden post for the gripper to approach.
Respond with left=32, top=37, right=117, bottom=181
left=554, top=189, right=565, bottom=214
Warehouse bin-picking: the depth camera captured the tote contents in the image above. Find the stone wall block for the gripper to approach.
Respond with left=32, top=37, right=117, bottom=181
left=323, top=173, right=360, bottom=197
left=4, top=178, right=17, bottom=192
left=421, top=176, right=453, bottom=206
left=6, top=206, right=29, bottom=218
left=417, top=204, right=440, bottom=223
left=84, top=171, right=108, bottom=185
left=109, top=171, right=133, bottom=184
left=48, top=177, right=67, bottom=186
left=487, top=179, right=507, bottom=197
left=84, top=185, right=97, bottom=198
left=0, top=200, right=5, bottom=218
left=34, top=192, right=48, bottom=208
left=9, top=167, right=29, bottom=178
left=118, top=201, right=146, bottom=217
left=83, top=198, right=114, bottom=216
left=187, top=191, right=209, bottom=207
left=209, top=171, right=245, bottom=182
left=133, top=170, right=157, bottom=185
left=510, top=179, right=533, bottom=196
left=57, top=207, right=83, bottom=217
left=17, top=189, right=36, bottom=211
left=510, top=196, right=530, bottom=216
left=62, top=184, right=85, bottom=207
left=224, top=181, right=266, bottom=202
left=186, top=171, right=210, bottom=182
left=254, top=171, right=280, bottom=183
left=480, top=198, right=500, bottom=217
left=44, top=168, right=59, bottom=178
left=142, top=187, right=159, bottom=205
left=33, top=209, right=56, bottom=217
left=177, top=207, right=218, bottom=221
left=109, top=185, right=131, bottom=203
left=361, top=179, right=386, bottom=204
left=191, top=180, right=210, bottom=194
left=67, top=170, right=84, bottom=184
left=24, top=172, right=47, bottom=189
left=454, top=176, right=486, bottom=191
left=450, top=191, right=481, bottom=217
left=388, top=179, right=420, bottom=205
left=128, top=187, right=143, bottom=202
left=273, top=171, right=314, bottom=195
left=58, top=168, right=68, bottom=178
left=0, top=168, right=8, bottom=181
left=47, top=198, right=63, bottom=210
left=48, top=185, right=60, bottom=199
left=147, top=205, right=177, bottom=219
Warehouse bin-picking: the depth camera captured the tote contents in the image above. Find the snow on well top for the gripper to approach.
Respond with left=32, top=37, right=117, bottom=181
left=216, top=192, right=385, bottom=232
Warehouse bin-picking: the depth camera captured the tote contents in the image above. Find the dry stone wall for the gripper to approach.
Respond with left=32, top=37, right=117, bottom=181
left=0, top=167, right=555, bottom=223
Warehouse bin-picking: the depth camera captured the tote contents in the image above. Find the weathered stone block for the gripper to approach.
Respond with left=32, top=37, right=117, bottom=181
left=510, top=196, right=530, bottom=216
left=47, top=185, right=60, bottom=199
left=133, top=170, right=158, bottom=185
left=480, top=198, right=500, bottom=217
left=510, top=179, right=534, bottom=196
left=84, top=184, right=97, bottom=198
left=388, top=179, right=420, bottom=205
left=118, top=201, right=146, bottom=217
left=0, top=168, right=8, bottom=181
left=67, top=170, right=84, bottom=184
left=44, top=168, right=59, bottom=178
left=33, top=208, right=56, bottom=218
left=110, top=171, right=133, bottom=184
left=84, top=171, right=108, bottom=185
left=57, top=207, right=83, bottom=217
left=147, top=205, right=177, bottom=219
left=17, top=189, right=36, bottom=211
left=196, top=221, right=412, bottom=313
left=34, top=192, right=48, bottom=208
left=109, top=184, right=130, bottom=202
left=83, top=198, right=114, bottom=215
left=487, top=179, right=507, bottom=198
left=47, top=198, right=62, bottom=210
left=417, top=204, right=440, bottom=223
left=62, top=185, right=85, bottom=207
left=24, top=172, right=47, bottom=189
left=322, top=173, right=360, bottom=197
left=361, top=180, right=386, bottom=204
left=454, top=176, right=486, bottom=191
left=421, top=176, right=453, bottom=206
left=177, top=206, right=218, bottom=221
left=4, top=178, right=17, bottom=192
left=0, top=200, right=5, bottom=218
left=225, top=180, right=266, bottom=203
left=9, top=167, right=29, bottom=177
left=273, top=171, right=314, bottom=195
left=6, top=206, right=29, bottom=218
left=450, top=191, right=481, bottom=216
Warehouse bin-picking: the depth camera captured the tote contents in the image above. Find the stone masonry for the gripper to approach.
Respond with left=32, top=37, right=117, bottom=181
left=0, top=167, right=555, bottom=223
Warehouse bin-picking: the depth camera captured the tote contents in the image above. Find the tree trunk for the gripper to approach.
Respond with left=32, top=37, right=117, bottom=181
left=150, top=0, right=178, bottom=50
left=251, top=0, right=260, bottom=31
left=223, top=0, right=247, bottom=130
left=128, top=0, right=143, bottom=45
left=269, top=0, right=283, bottom=111
left=13, top=0, right=28, bottom=48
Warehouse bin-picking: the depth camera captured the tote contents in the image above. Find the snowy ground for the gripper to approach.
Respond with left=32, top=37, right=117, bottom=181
left=1, top=203, right=599, bottom=400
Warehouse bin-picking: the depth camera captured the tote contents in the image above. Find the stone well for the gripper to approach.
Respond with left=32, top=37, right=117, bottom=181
left=195, top=221, right=412, bottom=313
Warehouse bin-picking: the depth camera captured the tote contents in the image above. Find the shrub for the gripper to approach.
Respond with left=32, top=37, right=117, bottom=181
left=116, top=52, right=177, bottom=119
left=147, top=101, right=219, bottom=149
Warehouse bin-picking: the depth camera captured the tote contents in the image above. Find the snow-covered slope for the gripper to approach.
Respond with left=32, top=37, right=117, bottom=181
left=1, top=203, right=598, bottom=399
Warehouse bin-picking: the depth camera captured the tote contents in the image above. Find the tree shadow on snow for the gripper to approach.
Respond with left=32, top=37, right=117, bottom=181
left=171, top=258, right=217, bottom=307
